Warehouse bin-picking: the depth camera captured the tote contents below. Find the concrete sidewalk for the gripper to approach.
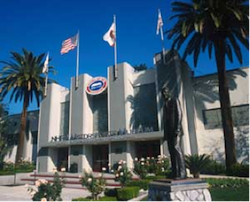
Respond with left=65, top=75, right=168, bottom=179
left=0, top=185, right=90, bottom=201
left=193, top=174, right=249, bottom=180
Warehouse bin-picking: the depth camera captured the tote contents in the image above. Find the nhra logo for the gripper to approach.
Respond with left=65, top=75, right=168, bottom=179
left=86, top=77, right=107, bottom=95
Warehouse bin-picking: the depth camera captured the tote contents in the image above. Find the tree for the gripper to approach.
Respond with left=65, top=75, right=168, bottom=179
left=167, top=0, right=249, bottom=169
left=133, top=63, right=148, bottom=72
left=0, top=49, right=55, bottom=163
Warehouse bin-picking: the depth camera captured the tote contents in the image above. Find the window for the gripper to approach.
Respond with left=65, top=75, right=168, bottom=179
left=232, top=105, right=249, bottom=126
left=92, top=93, right=108, bottom=133
left=133, top=84, right=158, bottom=131
left=203, top=104, right=249, bottom=129
left=70, top=146, right=82, bottom=156
left=60, top=102, right=70, bottom=135
left=32, top=131, right=38, bottom=145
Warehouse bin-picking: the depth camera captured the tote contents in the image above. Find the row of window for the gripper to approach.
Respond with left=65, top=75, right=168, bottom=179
left=59, top=84, right=159, bottom=135
left=59, top=87, right=248, bottom=133
left=203, top=104, right=249, bottom=129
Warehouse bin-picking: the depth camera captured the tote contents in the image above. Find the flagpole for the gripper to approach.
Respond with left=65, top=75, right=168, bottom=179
left=114, top=15, right=118, bottom=79
left=160, top=25, right=166, bottom=64
left=44, top=52, right=49, bottom=97
left=76, top=30, right=80, bottom=88
left=44, top=72, right=48, bottom=96
left=158, top=9, right=166, bottom=65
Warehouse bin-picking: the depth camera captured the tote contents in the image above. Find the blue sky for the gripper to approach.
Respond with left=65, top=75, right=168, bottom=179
left=0, top=0, right=248, bottom=114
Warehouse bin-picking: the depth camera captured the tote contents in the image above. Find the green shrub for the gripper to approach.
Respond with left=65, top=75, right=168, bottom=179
left=185, top=154, right=210, bottom=178
left=147, top=158, right=157, bottom=173
left=98, top=196, right=117, bottom=201
left=26, top=172, right=64, bottom=201
left=72, top=197, right=92, bottom=201
left=72, top=196, right=117, bottom=201
left=17, top=160, right=35, bottom=171
left=117, top=186, right=140, bottom=201
left=227, top=163, right=249, bottom=177
left=80, top=172, right=106, bottom=200
left=133, top=156, right=171, bottom=178
left=155, top=157, right=171, bottom=176
left=114, top=160, right=132, bottom=187
left=145, top=175, right=166, bottom=180
left=204, top=178, right=249, bottom=188
left=201, top=159, right=226, bottom=175
left=104, top=188, right=118, bottom=197
left=127, top=180, right=150, bottom=190
left=134, top=160, right=148, bottom=179
left=2, top=160, right=35, bottom=173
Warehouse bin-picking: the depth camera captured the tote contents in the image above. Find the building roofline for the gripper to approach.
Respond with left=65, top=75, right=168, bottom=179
left=7, top=109, right=39, bottom=118
left=194, top=66, right=249, bottom=79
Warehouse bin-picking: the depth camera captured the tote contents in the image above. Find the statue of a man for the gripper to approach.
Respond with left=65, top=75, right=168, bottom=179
left=162, top=87, right=187, bottom=179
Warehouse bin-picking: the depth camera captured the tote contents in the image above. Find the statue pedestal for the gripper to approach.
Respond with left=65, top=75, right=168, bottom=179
left=148, top=178, right=211, bottom=201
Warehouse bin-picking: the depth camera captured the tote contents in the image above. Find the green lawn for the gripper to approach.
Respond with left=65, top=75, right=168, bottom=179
left=140, top=186, right=249, bottom=201
left=210, top=186, right=249, bottom=201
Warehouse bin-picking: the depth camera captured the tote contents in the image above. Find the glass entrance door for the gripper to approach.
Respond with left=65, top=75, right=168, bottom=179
left=57, top=147, right=69, bottom=171
left=92, top=145, right=108, bottom=172
left=135, top=140, right=160, bottom=159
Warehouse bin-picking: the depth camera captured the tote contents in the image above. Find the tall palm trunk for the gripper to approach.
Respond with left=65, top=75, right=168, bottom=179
left=15, top=93, right=28, bottom=164
left=215, top=40, right=237, bottom=170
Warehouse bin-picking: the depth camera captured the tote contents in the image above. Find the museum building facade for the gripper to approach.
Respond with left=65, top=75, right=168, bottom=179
left=37, top=52, right=249, bottom=173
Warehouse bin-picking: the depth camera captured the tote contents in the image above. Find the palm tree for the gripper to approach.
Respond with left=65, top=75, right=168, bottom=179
left=167, top=0, right=249, bottom=169
left=0, top=49, right=54, bottom=163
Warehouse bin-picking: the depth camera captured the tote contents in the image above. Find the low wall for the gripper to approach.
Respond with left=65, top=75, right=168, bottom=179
left=0, top=173, right=32, bottom=186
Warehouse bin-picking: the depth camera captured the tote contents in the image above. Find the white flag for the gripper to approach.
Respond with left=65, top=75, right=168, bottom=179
left=103, top=22, right=116, bottom=47
left=42, top=53, right=49, bottom=73
left=156, top=9, right=163, bottom=35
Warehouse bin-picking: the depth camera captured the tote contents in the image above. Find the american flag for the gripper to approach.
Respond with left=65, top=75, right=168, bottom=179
left=60, top=34, right=78, bottom=54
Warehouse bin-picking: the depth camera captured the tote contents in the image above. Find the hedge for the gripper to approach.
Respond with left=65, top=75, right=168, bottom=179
left=127, top=180, right=150, bottom=190
left=117, top=186, right=140, bottom=201
left=72, top=196, right=117, bottom=201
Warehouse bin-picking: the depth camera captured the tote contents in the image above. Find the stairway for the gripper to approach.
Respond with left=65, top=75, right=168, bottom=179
left=21, top=172, right=139, bottom=189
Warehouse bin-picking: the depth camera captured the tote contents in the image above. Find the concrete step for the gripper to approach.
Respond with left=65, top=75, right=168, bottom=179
left=21, top=172, right=125, bottom=189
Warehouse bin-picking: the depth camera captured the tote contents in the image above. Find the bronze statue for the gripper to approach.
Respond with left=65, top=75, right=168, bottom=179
left=162, top=87, right=187, bottom=179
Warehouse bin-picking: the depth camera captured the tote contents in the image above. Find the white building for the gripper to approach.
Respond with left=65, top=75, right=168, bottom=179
left=4, top=110, right=39, bottom=163
left=36, top=52, right=249, bottom=173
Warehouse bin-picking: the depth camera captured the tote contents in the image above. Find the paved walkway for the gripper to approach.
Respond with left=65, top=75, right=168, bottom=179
left=0, top=185, right=90, bottom=201
left=192, top=174, right=249, bottom=180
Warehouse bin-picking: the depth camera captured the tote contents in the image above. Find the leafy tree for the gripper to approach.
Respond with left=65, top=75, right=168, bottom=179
left=0, top=49, right=55, bottom=163
left=167, top=0, right=249, bottom=169
left=134, top=63, right=148, bottom=72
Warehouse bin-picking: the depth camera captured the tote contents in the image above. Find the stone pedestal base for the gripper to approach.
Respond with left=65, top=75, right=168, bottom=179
left=148, top=178, right=211, bottom=201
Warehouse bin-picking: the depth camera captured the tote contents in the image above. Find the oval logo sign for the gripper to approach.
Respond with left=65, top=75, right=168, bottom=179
left=86, top=77, right=107, bottom=95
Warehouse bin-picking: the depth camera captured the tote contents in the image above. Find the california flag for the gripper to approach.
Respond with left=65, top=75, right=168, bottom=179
left=103, top=22, right=116, bottom=46
left=156, top=9, right=163, bottom=35
left=42, top=53, right=49, bottom=73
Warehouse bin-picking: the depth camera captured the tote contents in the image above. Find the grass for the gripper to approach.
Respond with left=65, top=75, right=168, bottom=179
left=141, top=186, right=250, bottom=202
left=210, top=186, right=249, bottom=201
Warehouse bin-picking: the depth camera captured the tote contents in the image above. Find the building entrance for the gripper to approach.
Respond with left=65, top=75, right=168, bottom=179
left=92, top=145, right=108, bottom=172
left=57, top=147, right=68, bottom=171
left=135, top=140, right=160, bottom=159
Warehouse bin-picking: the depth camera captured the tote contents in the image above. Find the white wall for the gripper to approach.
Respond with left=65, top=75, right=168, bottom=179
left=70, top=74, right=93, bottom=135
left=108, top=63, right=134, bottom=132
left=4, top=110, right=39, bottom=163
left=194, top=68, right=249, bottom=163
left=37, top=83, right=69, bottom=172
